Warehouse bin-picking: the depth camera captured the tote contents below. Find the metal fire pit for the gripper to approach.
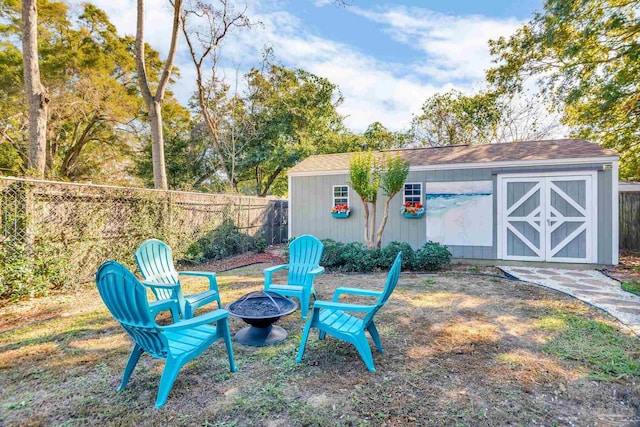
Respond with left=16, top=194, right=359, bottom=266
left=227, top=291, right=298, bottom=346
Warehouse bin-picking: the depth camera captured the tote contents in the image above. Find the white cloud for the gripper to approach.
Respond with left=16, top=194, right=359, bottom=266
left=70, top=0, right=525, bottom=132
left=350, top=6, right=524, bottom=83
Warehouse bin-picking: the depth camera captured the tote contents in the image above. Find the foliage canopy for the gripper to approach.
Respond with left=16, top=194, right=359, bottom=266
left=487, top=0, right=640, bottom=178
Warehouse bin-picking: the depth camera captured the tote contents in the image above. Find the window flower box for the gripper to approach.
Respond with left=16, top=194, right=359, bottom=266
left=401, top=202, right=424, bottom=218
left=331, top=204, right=350, bottom=218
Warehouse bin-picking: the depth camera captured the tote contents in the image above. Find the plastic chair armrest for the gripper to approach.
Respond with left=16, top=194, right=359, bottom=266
left=149, top=299, right=180, bottom=322
left=313, top=300, right=374, bottom=312
left=161, top=309, right=230, bottom=331
left=179, top=271, right=215, bottom=278
left=308, top=266, right=325, bottom=276
left=332, top=287, right=383, bottom=301
left=263, top=264, right=289, bottom=274
left=185, top=290, right=220, bottom=311
left=264, top=264, right=289, bottom=287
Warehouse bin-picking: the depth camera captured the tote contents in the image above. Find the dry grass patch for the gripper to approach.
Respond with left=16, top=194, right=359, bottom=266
left=1, top=265, right=639, bottom=426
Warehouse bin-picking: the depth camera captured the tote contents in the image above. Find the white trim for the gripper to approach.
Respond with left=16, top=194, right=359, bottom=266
left=506, top=182, right=541, bottom=216
left=612, top=161, right=619, bottom=264
left=288, top=156, right=619, bottom=177
left=496, top=178, right=503, bottom=260
left=498, top=170, right=600, bottom=179
left=498, top=177, right=546, bottom=261
left=287, top=175, right=292, bottom=239
left=506, top=223, right=544, bottom=258
left=332, top=184, right=349, bottom=208
left=497, top=172, right=598, bottom=263
left=402, top=182, right=423, bottom=207
left=290, top=170, right=350, bottom=177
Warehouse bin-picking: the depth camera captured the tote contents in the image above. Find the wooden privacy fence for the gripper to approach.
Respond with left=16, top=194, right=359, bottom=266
left=619, top=191, right=640, bottom=251
left=0, top=177, right=287, bottom=284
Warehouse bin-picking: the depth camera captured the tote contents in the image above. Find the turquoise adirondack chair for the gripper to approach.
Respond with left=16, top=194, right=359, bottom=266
left=296, top=252, right=402, bottom=372
left=135, top=239, right=221, bottom=319
left=95, top=260, right=237, bottom=409
left=264, top=234, right=325, bottom=319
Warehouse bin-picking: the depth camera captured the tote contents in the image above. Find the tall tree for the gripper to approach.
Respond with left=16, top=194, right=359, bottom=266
left=135, top=99, right=224, bottom=190
left=1, top=1, right=169, bottom=183
left=361, top=122, right=409, bottom=151
left=181, top=0, right=251, bottom=191
left=412, top=89, right=561, bottom=146
left=136, top=0, right=183, bottom=189
left=411, top=90, right=501, bottom=147
left=21, top=0, right=48, bottom=175
left=240, top=64, right=345, bottom=196
left=487, top=0, right=640, bottom=178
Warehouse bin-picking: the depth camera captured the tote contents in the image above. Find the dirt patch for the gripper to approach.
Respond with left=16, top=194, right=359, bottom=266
left=605, top=251, right=640, bottom=284
left=1, top=265, right=638, bottom=426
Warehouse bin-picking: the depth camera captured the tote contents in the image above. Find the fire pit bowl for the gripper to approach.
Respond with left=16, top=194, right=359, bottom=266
left=227, top=291, right=298, bottom=346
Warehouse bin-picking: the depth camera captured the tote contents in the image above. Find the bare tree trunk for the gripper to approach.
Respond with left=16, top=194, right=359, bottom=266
left=361, top=198, right=370, bottom=246
left=22, top=0, right=49, bottom=176
left=368, top=201, right=377, bottom=249
left=136, top=0, right=182, bottom=189
left=375, top=197, right=392, bottom=248
left=148, top=101, right=168, bottom=188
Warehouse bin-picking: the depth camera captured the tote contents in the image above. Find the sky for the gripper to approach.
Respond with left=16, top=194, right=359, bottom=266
left=81, top=0, right=543, bottom=132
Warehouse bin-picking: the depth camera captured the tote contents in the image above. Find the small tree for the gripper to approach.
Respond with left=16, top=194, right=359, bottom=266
left=350, top=152, right=410, bottom=249
left=375, top=154, right=409, bottom=248
left=349, top=151, right=380, bottom=248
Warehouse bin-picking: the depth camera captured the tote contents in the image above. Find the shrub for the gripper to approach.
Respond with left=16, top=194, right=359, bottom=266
left=339, top=242, right=371, bottom=272
left=185, top=220, right=259, bottom=263
left=254, top=234, right=267, bottom=253
left=379, top=241, right=415, bottom=270
left=0, top=240, right=73, bottom=301
left=414, top=241, right=451, bottom=271
left=285, top=239, right=448, bottom=273
left=345, top=247, right=381, bottom=273
left=320, top=239, right=345, bottom=268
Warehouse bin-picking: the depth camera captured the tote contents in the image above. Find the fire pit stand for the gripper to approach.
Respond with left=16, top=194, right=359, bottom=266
left=227, top=291, right=298, bottom=347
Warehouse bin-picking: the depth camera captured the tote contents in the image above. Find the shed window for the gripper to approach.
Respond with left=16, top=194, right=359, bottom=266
left=333, top=185, right=349, bottom=207
left=403, top=183, right=422, bottom=205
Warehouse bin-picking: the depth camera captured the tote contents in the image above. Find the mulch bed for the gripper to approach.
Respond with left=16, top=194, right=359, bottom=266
left=182, top=246, right=640, bottom=286
left=184, top=250, right=285, bottom=273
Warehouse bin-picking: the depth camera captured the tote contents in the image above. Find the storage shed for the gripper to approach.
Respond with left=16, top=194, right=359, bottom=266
left=288, top=139, right=619, bottom=265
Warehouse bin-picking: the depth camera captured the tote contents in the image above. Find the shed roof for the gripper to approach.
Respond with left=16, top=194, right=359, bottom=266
left=288, top=139, right=618, bottom=174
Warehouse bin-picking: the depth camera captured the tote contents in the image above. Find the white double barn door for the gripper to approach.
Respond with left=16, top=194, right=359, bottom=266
left=498, top=172, right=597, bottom=263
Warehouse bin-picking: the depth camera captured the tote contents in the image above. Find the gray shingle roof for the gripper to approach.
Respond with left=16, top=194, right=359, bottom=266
left=288, top=139, right=618, bottom=174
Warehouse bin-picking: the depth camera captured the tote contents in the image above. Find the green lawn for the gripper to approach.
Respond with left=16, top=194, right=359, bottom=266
left=622, top=281, right=640, bottom=296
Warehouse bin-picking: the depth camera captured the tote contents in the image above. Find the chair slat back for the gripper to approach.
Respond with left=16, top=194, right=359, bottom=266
left=96, top=261, right=168, bottom=358
left=287, top=235, right=324, bottom=285
left=364, top=252, right=402, bottom=326
left=134, top=239, right=180, bottom=295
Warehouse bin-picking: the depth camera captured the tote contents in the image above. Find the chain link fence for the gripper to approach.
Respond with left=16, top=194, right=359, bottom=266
left=0, top=177, right=288, bottom=292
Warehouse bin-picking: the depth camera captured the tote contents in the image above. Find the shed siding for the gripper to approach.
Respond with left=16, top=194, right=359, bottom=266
left=597, top=169, right=613, bottom=264
left=290, top=162, right=615, bottom=264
